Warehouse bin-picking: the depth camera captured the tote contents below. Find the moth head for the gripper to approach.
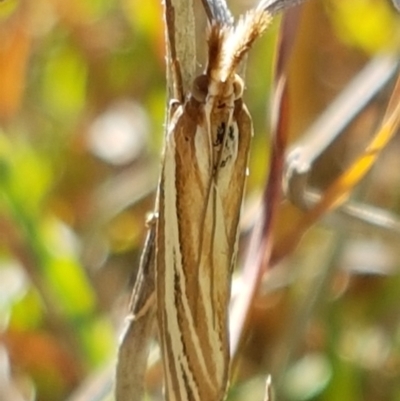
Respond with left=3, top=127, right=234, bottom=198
left=192, top=73, right=244, bottom=103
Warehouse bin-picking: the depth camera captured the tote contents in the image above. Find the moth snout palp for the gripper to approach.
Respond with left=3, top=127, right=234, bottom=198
left=191, top=73, right=245, bottom=103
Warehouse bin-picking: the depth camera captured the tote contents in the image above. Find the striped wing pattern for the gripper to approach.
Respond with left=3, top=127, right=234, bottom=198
left=156, top=10, right=271, bottom=401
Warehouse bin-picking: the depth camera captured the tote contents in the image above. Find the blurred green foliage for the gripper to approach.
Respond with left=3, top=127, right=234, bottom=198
left=0, top=0, right=400, bottom=401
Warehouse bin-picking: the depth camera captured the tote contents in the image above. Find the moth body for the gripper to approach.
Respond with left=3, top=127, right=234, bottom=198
left=157, top=9, right=271, bottom=401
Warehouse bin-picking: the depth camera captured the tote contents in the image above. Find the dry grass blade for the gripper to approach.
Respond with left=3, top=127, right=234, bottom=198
left=200, top=0, right=234, bottom=24
left=257, top=0, right=309, bottom=15
left=164, top=0, right=196, bottom=99
left=392, top=0, right=400, bottom=11
left=115, top=0, right=196, bottom=399
left=115, top=223, right=156, bottom=401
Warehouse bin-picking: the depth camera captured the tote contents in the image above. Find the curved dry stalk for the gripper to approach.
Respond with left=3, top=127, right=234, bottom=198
left=271, top=69, right=400, bottom=267
left=230, top=5, right=304, bottom=361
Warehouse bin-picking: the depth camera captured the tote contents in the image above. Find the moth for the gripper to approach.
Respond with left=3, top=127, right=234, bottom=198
left=156, top=9, right=272, bottom=401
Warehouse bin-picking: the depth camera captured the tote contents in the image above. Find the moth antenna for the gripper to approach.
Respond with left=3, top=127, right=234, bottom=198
left=206, top=23, right=227, bottom=78
left=221, top=9, right=272, bottom=80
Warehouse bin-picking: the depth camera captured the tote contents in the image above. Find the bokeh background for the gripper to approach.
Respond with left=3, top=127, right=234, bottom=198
left=1, top=0, right=400, bottom=400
